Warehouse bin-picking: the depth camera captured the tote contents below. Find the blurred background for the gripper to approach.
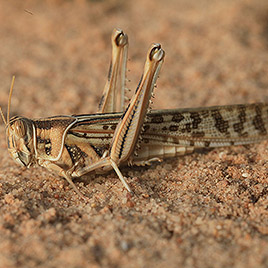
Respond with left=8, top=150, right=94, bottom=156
left=0, top=1, right=268, bottom=267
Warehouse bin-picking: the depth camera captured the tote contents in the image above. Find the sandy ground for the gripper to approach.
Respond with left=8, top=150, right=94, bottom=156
left=0, top=0, right=268, bottom=267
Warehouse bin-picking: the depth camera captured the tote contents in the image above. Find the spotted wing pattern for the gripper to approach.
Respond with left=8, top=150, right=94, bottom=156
left=141, top=103, right=268, bottom=148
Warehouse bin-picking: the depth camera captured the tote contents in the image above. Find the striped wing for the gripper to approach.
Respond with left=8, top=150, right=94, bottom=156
left=142, top=103, right=268, bottom=148
left=69, top=103, right=268, bottom=153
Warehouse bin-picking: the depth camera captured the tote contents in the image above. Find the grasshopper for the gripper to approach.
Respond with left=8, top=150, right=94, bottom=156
left=1, top=29, right=268, bottom=198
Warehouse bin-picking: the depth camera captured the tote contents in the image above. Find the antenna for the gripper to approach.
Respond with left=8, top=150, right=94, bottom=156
left=0, top=107, right=6, bottom=126
left=7, top=76, right=16, bottom=125
left=0, top=76, right=15, bottom=127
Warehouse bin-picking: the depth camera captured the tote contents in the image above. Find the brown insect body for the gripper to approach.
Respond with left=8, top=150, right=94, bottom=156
left=10, top=102, right=267, bottom=173
left=2, top=29, right=268, bottom=198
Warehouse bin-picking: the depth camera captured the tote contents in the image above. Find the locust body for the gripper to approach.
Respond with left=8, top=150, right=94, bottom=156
left=2, top=29, right=268, bottom=198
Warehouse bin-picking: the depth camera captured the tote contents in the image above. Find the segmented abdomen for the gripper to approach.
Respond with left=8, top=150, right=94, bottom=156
left=71, top=103, right=268, bottom=163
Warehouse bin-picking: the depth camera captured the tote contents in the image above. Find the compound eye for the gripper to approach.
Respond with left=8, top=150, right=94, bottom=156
left=15, top=120, right=26, bottom=137
left=9, top=119, right=31, bottom=144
